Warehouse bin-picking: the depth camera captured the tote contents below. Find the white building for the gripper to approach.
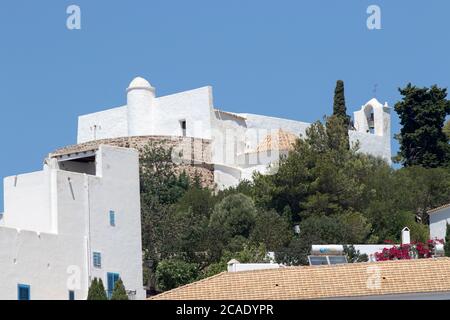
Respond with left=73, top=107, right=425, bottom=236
left=0, top=145, right=145, bottom=300
left=77, top=77, right=392, bottom=189
left=429, top=203, right=450, bottom=240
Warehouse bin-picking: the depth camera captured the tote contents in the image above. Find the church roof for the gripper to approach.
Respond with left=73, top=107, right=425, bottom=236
left=253, top=129, right=299, bottom=153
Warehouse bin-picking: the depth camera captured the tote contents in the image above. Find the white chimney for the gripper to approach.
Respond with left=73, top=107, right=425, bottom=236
left=227, top=259, right=240, bottom=272
left=401, top=227, right=410, bottom=245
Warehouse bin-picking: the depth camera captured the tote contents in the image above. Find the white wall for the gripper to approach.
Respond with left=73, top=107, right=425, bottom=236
left=0, top=228, right=87, bottom=300
left=349, top=131, right=391, bottom=164
left=3, top=169, right=54, bottom=233
left=430, top=208, right=450, bottom=241
left=77, top=106, right=128, bottom=143
left=154, top=86, right=214, bottom=139
left=88, top=146, right=145, bottom=299
left=240, top=113, right=309, bottom=151
left=213, top=164, right=242, bottom=190
left=211, top=110, right=247, bottom=166
left=0, top=169, right=88, bottom=300
left=78, top=87, right=214, bottom=143
left=0, top=145, right=145, bottom=300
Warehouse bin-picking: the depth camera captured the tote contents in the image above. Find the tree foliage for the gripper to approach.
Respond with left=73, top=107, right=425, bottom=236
left=87, top=278, right=107, bottom=300
left=444, top=120, right=450, bottom=141
left=394, top=83, right=450, bottom=168
left=111, top=278, right=129, bottom=300
left=139, top=141, right=190, bottom=291
left=333, top=80, right=350, bottom=128
left=139, top=83, right=450, bottom=293
left=155, top=259, right=199, bottom=292
left=249, top=210, right=292, bottom=251
left=343, top=245, right=368, bottom=263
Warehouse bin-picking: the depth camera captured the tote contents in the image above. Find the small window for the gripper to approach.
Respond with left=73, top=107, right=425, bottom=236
left=93, top=252, right=102, bottom=268
left=69, top=290, right=75, bottom=300
left=180, top=120, right=187, bottom=137
left=18, top=284, right=30, bottom=300
left=109, top=210, right=116, bottom=227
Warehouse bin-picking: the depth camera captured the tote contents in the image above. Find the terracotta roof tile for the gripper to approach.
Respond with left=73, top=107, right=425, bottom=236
left=253, top=129, right=299, bottom=153
left=150, top=258, right=450, bottom=300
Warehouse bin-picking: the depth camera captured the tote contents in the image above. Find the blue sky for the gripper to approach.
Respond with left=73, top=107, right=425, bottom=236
left=0, top=0, right=449, bottom=211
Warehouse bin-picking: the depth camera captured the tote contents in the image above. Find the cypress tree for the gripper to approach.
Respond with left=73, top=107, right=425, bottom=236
left=333, top=80, right=350, bottom=128
left=87, top=278, right=108, bottom=300
left=87, top=278, right=98, bottom=300
left=111, top=278, right=129, bottom=300
left=97, top=278, right=108, bottom=300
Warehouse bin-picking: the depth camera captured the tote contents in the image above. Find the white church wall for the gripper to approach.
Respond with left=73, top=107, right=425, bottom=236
left=240, top=164, right=271, bottom=180
left=211, top=110, right=247, bottom=166
left=77, top=106, right=128, bottom=144
left=153, top=86, right=214, bottom=140
left=213, top=164, right=242, bottom=190
left=241, top=113, right=309, bottom=151
left=349, top=131, right=391, bottom=164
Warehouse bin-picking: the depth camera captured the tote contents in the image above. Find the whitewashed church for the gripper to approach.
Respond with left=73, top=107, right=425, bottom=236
left=0, top=76, right=391, bottom=300
left=77, top=77, right=391, bottom=189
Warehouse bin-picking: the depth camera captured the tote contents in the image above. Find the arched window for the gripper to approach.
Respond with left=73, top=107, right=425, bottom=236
left=363, top=104, right=375, bottom=134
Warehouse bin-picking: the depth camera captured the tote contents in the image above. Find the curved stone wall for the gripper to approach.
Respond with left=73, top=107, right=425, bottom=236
left=51, top=135, right=215, bottom=188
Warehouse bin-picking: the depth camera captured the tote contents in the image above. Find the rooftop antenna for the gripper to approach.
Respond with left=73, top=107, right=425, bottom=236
left=90, top=124, right=102, bottom=140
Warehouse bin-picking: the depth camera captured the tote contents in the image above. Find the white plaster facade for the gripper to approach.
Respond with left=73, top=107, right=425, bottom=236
left=77, top=77, right=391, bottom=190
left=0, top=145, right=145, bottom=300
left=429, top=205, right=450, bottom=241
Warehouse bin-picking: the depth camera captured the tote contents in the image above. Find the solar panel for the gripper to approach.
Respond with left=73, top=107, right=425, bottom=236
left=328, top=255, right=348, bottom=265
left=308, top=255, right=348, bottom=266
left=308, top=256, right=329, bottom=266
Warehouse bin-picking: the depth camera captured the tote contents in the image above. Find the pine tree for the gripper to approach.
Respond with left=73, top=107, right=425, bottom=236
left=87, top=278, right=108, bottom=300
left=111, top=278, right=129, bottom=300
left=97, top=278, right=108, bottom=300
left=333, top=80, right=350, bottom=128
left=394, top=83, right=450, bottom=168
left=87, top=278, right=98, bottom=300
left=445, top=224, right=450, bottom=257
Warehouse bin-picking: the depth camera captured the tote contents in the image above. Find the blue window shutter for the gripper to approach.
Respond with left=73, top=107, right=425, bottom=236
left=93, top=252, right=101, bottom=268
left=18, top=284, right=30, bottom=300
left=107, top=273, right=120, bottom=299
left=109, top=210, right=115, bottom=226
left=69, top=290, right=75, bottom=300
